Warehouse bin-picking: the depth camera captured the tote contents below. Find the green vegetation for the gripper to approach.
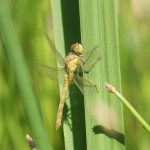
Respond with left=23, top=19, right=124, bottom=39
left=0, top=0, right=149, bottom=149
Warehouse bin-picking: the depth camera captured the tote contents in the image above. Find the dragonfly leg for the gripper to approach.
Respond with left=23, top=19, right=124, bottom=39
left=80, top=62, right=85, bottom=76
left=83, top=45, right=99, bottom=63
left=87, top=82, right=99, bottom=93
left=76, top=65, right=80, bottom=76
left=83, top=57, right=101, bottom=73
left=84, top=77, right=99, bottom=93
left=76, top=61, right=85, bottom=76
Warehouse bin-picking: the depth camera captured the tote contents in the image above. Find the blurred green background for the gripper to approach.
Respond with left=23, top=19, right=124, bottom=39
left=0, top=0, right=149, bottom=150
left=119, top=1, right=150, bottom=150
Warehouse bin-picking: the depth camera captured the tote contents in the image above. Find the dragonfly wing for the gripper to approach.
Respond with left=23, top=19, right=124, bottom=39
left=37, top=64, right=65, bottom=85
left=72, top=75, right=84, bottom=95
left=73, top=74, right=98, bottom=95
left=82, top=45, right=100, bottom=72
left=83, top=45, right=99, bottom=62
left=45, top=33, right=65, bottom=67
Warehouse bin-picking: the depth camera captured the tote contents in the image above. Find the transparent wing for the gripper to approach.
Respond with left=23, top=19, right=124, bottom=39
left=72, top=75, right=84, bottom=95
left=37, top=64, right=65, bottom=84
left=73, top=74, right=98, bottom=95
left=82, top=45, right=100, bottom=73
left=45, top=33, right=65, bottom=67
left=83, top=45, right=99, bottom=63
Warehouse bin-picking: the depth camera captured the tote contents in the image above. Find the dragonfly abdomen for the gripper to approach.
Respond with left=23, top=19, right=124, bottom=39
left=56, top=74, right=72, bottom=130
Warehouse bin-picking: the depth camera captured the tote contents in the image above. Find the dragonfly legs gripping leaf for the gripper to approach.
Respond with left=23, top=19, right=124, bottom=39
left=76, top=45, right=100, bottom=75
left=83, top=56, right=101, bottom=74
left=83, top=78, right=99, bottom=93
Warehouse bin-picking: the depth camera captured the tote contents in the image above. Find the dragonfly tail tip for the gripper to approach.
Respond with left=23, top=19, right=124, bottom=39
left=56, top=123, right=61, bottom=131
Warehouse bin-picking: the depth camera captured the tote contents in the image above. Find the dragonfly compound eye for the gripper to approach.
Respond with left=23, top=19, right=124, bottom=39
left=71, top=43, right=83, bottom=54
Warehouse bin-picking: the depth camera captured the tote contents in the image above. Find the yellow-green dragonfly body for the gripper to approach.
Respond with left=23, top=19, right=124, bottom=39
left=38, top=33, right=98, bottom=130
left=55, top=43, right=84, bottom=130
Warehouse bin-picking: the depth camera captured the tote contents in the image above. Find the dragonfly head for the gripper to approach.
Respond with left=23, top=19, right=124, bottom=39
left=71, top=43, right=83, bottom=55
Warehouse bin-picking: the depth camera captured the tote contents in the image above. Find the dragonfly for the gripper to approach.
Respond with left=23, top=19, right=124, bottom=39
left=38, top=33, right=99, bottom=130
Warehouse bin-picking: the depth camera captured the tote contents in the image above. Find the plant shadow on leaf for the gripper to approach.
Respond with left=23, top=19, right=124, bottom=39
left=62, top=90, right=85, bottom=132
left=63, top=103, right=73, bottom=131
left=92, top=125, right=125, bottom=145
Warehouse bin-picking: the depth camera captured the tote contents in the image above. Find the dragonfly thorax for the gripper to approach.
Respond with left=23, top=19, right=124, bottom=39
left=64, top=52, right=81, bottom=75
